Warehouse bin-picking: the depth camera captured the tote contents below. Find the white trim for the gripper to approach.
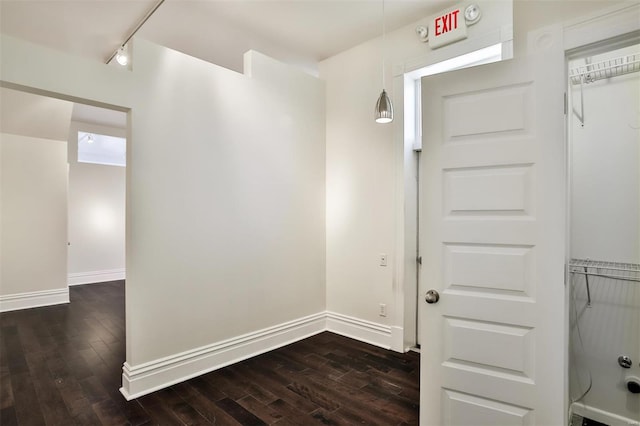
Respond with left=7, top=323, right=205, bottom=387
left=120, top=311, right=404, bottom=400
left=563, top=3, right=640, bottom=52
left=390, top=326, right=405, bottom=352
left=570, top=403, right=640, bottom=426
left=325, top=311, right=393, bottom=350
left=120, top=312, right=327, bottom=400
left=0, top=288, right=69, bottom=312
left=68, top=269, right=125, bottom=286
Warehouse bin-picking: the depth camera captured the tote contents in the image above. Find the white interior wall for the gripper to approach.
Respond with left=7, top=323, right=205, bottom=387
left=319, top=0, right=625, bottom=350
left=0, top=88, right=74, bottom=141
left=320, top=9, right=472, bottom=344
left=67, top=121, right=126, bottom=284
left=321, top=36, right=397, bottom=326
left=126, top=41, right=326, bottom=367
left=569, top=44, right=640, bottom=422
left=1, top=34, right=325, bottom=397
left=570, top=45, right=640, bottom=263
left=0, top=133, right=69, bottom=308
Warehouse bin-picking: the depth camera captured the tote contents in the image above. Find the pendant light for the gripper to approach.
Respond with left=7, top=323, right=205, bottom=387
left=375, top=0, right=393, bottom=124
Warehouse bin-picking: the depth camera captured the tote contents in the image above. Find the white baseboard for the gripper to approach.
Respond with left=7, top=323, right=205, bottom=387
left=571, top=403, right=640, bottom=426
left=326, top=311, right=393, bottom=350
left=0, top=288, right=69, bottom=312
left=68, top=269, right=125, bottom=286
left=120, top=312, right=327, bottom=400
left=390, top=326, right=405, bottom=353
left=120, top=311, right=405, bottom=400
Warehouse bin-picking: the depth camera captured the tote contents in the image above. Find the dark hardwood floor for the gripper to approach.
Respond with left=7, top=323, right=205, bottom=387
left=1, top=282, right=420, bottom=425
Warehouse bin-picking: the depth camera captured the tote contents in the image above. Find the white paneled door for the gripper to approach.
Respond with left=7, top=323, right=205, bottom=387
left=419, top=27, right=566, bottom=425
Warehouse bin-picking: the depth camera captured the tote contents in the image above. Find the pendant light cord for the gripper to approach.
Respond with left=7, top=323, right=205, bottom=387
left=381, top=0, right=386, bottom=89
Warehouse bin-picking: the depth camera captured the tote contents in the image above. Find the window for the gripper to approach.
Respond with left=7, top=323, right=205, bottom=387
left=78, top=131, right=126, bottom=167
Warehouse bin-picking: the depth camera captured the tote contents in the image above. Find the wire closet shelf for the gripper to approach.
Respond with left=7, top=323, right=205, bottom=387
left=569, top=53, right=640, bottom=85
left=569, top=258, right=640, bottom=283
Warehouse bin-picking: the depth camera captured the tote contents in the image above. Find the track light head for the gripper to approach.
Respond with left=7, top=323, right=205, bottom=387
left=115, top=46, right=129, bottom=66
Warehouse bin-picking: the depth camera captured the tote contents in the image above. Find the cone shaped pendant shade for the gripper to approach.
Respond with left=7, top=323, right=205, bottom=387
left=375, top=0, right=393, bottom=124
left=375, top=89, right=393, bottom=123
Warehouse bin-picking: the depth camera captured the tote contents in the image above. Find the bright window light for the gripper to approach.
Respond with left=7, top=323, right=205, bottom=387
left=405, top=43, right=505, bottom=151
left=78, top=131, right=126, bottom=167
left=406, top=43, right=503, bottom=80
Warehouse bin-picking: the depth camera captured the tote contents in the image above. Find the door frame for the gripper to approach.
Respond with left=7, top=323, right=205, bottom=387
left=0, top=34, right=134, bottom=368
left=564, top=22, right=640, bottom=426
left=396, top=42, right=507, bottom=350
left=391, top=0, right=640, bottom=413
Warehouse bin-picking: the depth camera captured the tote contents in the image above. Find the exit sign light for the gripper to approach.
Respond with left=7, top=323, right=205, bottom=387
left=429, top=8, right=468, bottom=49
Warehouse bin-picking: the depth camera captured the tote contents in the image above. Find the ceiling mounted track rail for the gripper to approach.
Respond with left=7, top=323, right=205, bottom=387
left=105, top=0, right=166, bottom=65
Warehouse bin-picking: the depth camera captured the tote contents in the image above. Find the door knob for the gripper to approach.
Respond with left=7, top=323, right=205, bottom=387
left=425, top=290, right=440, bottom=304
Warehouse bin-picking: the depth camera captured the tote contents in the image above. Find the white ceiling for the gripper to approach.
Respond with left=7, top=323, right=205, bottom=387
left=0, top=0, right=453, bottom=73
left=71, top=103, right=127, bottom=129
left=0, top=88, right=126, bottom=141
left=0, top=87, right=73, bottom=141
left=4, top=0, right=454, bottom=136
left=1, top=0, right=630, bottom=135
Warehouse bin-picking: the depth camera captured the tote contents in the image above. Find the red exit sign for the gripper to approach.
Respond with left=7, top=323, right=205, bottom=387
left=435, top=9, right=460, bottom=36
left=429, top=8, right=468, bottom=49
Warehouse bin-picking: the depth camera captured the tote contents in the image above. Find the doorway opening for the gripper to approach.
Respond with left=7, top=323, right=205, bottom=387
left=401, top=43, right=507, bottom=350
left=566, top=35, right=640, bottom=426
left=67, top=104, right=127, bottom=287
left=0, top=86, right=128, bottom=308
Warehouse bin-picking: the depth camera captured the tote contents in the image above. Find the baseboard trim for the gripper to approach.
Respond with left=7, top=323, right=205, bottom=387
left=570, top=402, right=640, bottom=426
left=390, top=326, right=405, bottom=353
left=120, top=312, right=327, bottom=400
left=120, top=311, right=404, bottom=400
left=0, top=288, right=69, bottom=312
left=68, top=269, right=125, bottom=286
left=326, top=311, right=392, bottom=350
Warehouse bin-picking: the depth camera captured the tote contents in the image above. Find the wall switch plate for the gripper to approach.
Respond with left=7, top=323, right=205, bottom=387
left=379, top=303, right=387, bottom=317
left=379, top=254, right=388, bottom=266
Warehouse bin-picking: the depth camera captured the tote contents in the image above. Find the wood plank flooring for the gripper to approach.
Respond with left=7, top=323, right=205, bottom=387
left=1, top=282, right=420, bottom=425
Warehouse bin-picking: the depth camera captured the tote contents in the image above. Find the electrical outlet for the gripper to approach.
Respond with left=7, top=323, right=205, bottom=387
left=379, top=303, right=387, bottom=317
left=379, top=253, right=388, bottom=266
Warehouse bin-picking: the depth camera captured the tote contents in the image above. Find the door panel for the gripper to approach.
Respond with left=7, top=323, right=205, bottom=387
left=443, top=83, right=531, bottom=138
left=443, top=317, right=534, bottom=375
left=442, top=390, right=533, bottom=426
left=419, top=27, right=565, bottom=425
left=444, top=165, right=534, bottom=215
left=444, top=243, right=534, bottom=296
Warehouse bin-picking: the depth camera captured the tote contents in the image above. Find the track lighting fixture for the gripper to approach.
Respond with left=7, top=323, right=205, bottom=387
left=106, top=0, right=165, bottom=65
left=115, top=46, right=129, bottom=66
